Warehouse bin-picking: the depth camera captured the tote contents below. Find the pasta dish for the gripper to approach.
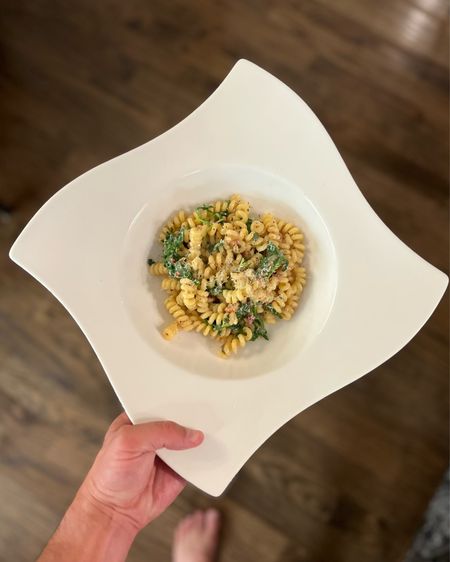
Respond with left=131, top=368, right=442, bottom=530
left=148, top=194, right=306, bottom=358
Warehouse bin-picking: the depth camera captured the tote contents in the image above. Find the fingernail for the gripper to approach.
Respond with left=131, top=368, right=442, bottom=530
left=187, top=429, right=203, bottom=444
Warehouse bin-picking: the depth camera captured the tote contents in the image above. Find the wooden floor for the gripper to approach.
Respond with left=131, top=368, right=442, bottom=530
left=0, top=1, right=448, bottom=561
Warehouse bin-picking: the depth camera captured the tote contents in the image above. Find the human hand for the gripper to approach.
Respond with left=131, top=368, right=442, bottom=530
left=78, top=412, right=204, bottom=534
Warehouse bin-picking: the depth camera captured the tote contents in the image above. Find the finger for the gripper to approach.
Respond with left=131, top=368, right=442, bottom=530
left=151, top=456, right=186, bottom=515
left=104, top=412, right=131, bottom=441
left=154, top=456, right=186, bottom=493
left=114, top=420, right=204, bottom=453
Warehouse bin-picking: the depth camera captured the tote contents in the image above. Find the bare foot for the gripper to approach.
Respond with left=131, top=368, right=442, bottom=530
left=172, top=508, right=220, bottom=562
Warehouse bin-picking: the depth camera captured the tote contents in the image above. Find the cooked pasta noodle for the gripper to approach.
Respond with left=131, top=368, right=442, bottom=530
left=161, top=278, right=180, bottom=291
left=148, top=195, right=307, bottom=358
left=162, top=322, right=179, bottom=340
left=149, top=262, right=167, bottom=275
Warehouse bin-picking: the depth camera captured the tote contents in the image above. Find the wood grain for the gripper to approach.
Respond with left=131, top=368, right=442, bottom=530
left=0, top=1, right=448, bottom=561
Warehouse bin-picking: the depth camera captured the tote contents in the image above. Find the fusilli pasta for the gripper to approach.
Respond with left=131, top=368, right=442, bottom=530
left=148, top=195, right=307, bottom=358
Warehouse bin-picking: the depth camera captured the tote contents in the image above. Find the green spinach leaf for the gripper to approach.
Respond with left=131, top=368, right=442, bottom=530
left=207, top=283, right=223, bottom=296
left=163, top=229, right=198, bottom=284
left=194, top=204, right=229, bottom=225
left=236, top=301, right=269, bottom=341
left=256, top=242, right=288, bottom=278
left=264, top=304, right=282, bottom=319
left=209, top=239, right=224, bottom=253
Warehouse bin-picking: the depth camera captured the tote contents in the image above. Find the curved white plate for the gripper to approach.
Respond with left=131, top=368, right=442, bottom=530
left=10, top=60, right=448, bottom=496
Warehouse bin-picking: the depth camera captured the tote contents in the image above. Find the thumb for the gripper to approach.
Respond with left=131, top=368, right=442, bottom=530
left=113, top=420, right=204, bottom=454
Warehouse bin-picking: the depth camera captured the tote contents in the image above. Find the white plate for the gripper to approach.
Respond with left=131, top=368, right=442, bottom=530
left=10, top=60, right=448, bottom=496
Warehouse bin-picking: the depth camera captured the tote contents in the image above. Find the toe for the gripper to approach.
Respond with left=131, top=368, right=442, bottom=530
left=178, top=513, right=195, bottom=534
left=204, top=508, right=220, bottom=532
left=172, top=509, right=221, bottom=562
left=192, top=510, right=203, bottom=526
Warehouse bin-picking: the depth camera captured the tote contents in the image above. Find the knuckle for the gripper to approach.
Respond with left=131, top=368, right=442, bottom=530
left=113, top=425, right=133, bottom=448
left=157, top=420, right=176, bottom=434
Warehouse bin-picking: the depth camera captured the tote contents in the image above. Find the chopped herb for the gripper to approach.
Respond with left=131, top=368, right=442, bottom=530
left=251, top=316, right=269, bottom=341
left=211, top=314, right=235, bottom=332
left=163, top=229, right=185, bottom=263
left=207, top=283, right=223, bottom=296
left=194, top=213, right=212, bottom=225
left=236, top=301, right=254, bottom=321
left=194, top=204, right=229, bottom=225
left=163, top=229, right=198, bottom=284
left=213, top=210, right=229, bottom=222
left=256, top=241, right=288, bottom=278
left=237, top=257, right=251, bottom=271
left=209, top=239, right=224, bottom=253
left=147, top=258, right=156, bottom=266
left=172, top=258, right=196, bottom=281
left=236, top=301, right=269, bottom=341
left=264, top=304, right=282, bottom=319
left=230, top=324, right=242, bottom=335
left=204, top=319, right=224, bottom=332
left=246, top=218, right=253, bottom=231
left=252, top=232, right=260, bottom=240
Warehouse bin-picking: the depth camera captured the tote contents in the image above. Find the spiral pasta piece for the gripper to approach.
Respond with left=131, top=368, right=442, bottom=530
left=189, top=225, right=205, bottom=261
left=219, top=331, right=251, bottom=358
left=180, top=278, right=197, bottom=311
left=222, top=289, right=247, bottom=304
left=195, top=281, right=210, bottom=314
left=159, top=211, right=187, bottom=241
left=190, top=320, right=223, bottom=339
left=161, top=278, right=180, bottom=291
left=165, top=296, right=191, bottom=328
left=162, top=322, right=179, bottom=340
left=261, top=213, right=281, bottom=243
left=149, top=262, right=167, bottom=275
